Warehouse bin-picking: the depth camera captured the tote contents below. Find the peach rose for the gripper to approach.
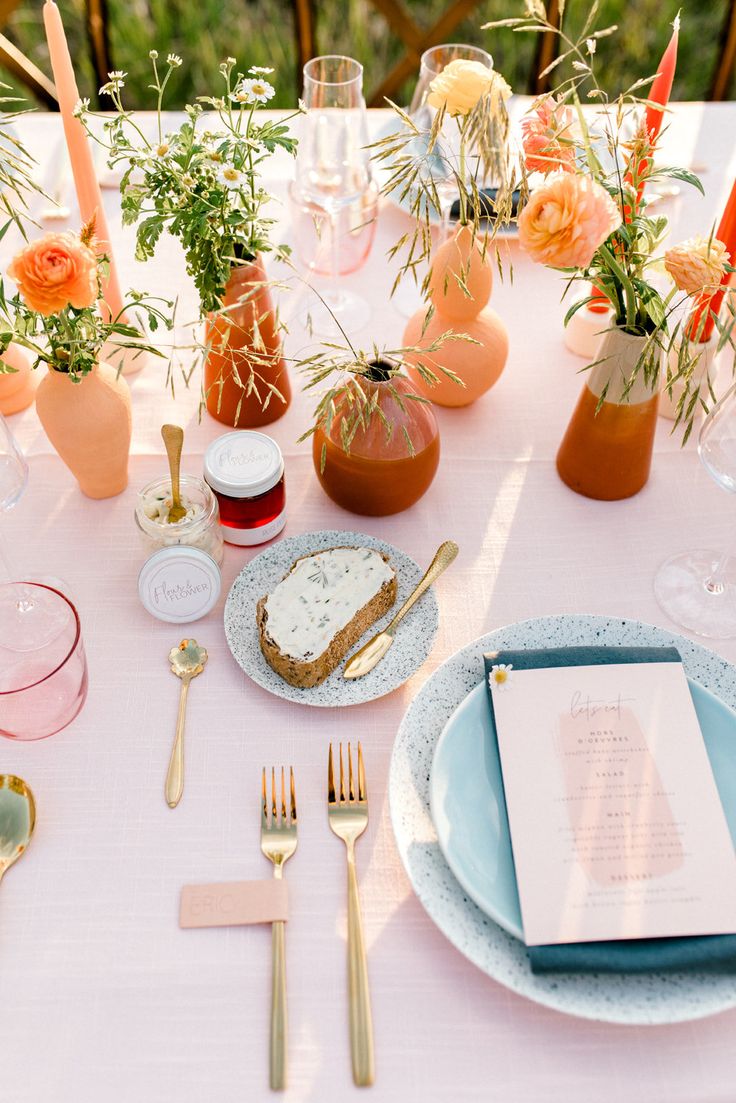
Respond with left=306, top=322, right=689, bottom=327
left=518, top=174, right=622, bottom=269
left=664, top=235, right=730, bottom=296
left=427, top=59, right=511, bottom=118
left=521, top=96, right=576, bottom=175
left=7, top=231, right=99, bottom=316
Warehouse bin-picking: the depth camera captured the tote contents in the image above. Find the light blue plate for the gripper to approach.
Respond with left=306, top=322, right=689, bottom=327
left=430, top=677, right=736, bottom=942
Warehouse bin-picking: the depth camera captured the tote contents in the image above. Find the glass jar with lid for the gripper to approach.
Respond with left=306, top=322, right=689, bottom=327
left=135, top=474, right=224, bottom=566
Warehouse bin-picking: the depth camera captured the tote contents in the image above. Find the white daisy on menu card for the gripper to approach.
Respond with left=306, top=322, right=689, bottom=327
left=488, top=663, right=513, bottom=690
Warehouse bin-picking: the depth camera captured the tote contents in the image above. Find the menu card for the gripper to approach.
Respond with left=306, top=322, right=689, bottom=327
left=488, top=654, right=736, bottom=947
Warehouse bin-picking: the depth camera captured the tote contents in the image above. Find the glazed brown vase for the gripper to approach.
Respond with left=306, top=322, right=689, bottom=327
left=312, top=367, right=440, bottom=516
left=204, top=257, right=291, bottom=428
left=35, top=361, right=132, bottom=499
left=556, top=328, right=661, bottom=501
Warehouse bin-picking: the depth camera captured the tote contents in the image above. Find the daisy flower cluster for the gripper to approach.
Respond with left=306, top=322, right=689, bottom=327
left=77, top=55, right=303, bottom=316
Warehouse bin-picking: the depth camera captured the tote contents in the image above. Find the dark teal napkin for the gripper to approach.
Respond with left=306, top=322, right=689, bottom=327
left=483, top=645, right=736, bottom=975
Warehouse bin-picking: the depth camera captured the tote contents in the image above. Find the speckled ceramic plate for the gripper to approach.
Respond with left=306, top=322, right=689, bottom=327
left=389, top=614, right=736, bottom=1025
left=224, top=530, right=439, bottom=707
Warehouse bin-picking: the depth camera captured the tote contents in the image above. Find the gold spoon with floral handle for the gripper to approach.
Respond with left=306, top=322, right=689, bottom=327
left=343, top=540, right=459, bottom=679
left=166, top=639, right=208, bottom=808
left=0, top=775, right=36, bottom=884
left=161, top=423, right=187, bottom=523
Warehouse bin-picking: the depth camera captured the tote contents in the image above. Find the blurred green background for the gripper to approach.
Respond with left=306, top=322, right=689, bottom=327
left=2, top=0, right=733, bottom=109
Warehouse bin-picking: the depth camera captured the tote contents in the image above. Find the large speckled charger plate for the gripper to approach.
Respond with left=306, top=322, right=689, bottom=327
left=224, top=530, right=439, bottom=707
left=389, top=614, right=736, bottom=1024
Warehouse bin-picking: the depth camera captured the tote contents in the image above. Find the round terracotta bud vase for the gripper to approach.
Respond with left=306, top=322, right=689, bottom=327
left=403, top=224, right=509, bottom=406
left=0, top=343, right=36, bottom=415
left=35, top=361, right=132, bottom=499
left=204, top=257, right=291, bottom=429
left=312, top=364, right=440, bottom=516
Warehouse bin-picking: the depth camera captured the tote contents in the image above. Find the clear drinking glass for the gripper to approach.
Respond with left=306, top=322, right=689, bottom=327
left=0, top=415, right=89, bottom=739
left=294, top=55, right=374, bottom=334
left=655, top=381, right=736, bottom=637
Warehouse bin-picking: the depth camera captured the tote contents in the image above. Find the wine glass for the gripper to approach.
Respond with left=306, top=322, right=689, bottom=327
left=0, top=414, right=89, bottom=738
left=293, top=56, right=374, bottom=335
left=655, top=381, right=736, bottom=637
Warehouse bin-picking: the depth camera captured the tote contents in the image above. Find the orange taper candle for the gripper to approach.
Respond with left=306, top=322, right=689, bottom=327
left=686, top=179, right=736, bottom=343
left=43, top=0, right=125, bottom=322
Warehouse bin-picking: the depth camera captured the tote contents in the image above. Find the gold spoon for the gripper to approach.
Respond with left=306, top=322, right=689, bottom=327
left=0, top=775, right=36, bottom=884
left=165, top=639, right=208, bottom=808
left=343, top=540, right=459, bottom=680
left=161, top=423, right=187, bottom=524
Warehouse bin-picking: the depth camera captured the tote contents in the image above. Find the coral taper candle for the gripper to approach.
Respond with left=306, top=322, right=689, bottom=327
left=42, top=0, right=125, bottom=322
left=687, top=179, right=736, bottom=342
left=644, top=15, right=679, bottom=145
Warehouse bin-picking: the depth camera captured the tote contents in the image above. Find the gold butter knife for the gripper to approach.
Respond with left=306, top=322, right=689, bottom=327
left=343, top=540, right=458, bottom=680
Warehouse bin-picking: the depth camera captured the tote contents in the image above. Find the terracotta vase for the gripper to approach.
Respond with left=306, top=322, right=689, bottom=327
left=556, top=328, right=661, bottom=501
left=0, top=343, right=36, bottom=415
left=312, top=366, right=440, bottom=516
left=35, top=361, right=132, bottom=499
left=204, top=257, right=291, bottom=428
left=403, top=224, right=509, bottom=407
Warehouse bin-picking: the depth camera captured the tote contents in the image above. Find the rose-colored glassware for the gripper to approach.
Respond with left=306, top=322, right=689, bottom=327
left=288, top=179, right=378, bottom=278
left=0, top=582, right=88, bottom=740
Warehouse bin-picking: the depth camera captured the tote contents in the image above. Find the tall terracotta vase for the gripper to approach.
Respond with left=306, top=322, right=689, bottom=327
left=0, top=343, right=36, bottom=415
left=204, top=257, right=291, bottom=428
left=312, top=366, right=440, bottom=516
left=403, top=224, right=509, bottom=406
left=35, top=361, right=132, bottom=499
left=556, top=328, right=661, bottom=501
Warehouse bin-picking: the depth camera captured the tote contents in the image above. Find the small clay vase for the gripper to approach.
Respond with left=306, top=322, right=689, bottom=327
left=312, top=364, right=440, bottom=516
left=35, top=361, right=132, bottom=499
left=0, top=344, right=35, bottom=415
left=403, top=224, right=509, bottom=406
left=204, top=257, right=291, bottom=428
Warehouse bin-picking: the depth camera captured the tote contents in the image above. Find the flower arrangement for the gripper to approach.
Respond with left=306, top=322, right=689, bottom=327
left=488, top=8, right=734, bottom=436
left=77, top=55, right=302, bottom=316
left=373, top=55, right=514, bottom=295
left=0, top=218, right=169, bottom=379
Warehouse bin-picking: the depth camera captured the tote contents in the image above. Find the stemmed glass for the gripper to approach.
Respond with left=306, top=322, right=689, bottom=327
left=655, top=382, right=736, bottom=637
left=0, top=414, right=88, bottom=739
left=293, top=55, right=374, bottom=334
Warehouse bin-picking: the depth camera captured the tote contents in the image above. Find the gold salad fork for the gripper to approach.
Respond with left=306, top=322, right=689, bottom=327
left=328, top=742, right=375, bottom=1087
left=261, top=767, right=298, bottom=1091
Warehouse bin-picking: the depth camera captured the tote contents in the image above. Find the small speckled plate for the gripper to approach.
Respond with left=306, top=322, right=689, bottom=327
left=389, top=614, right=736, bottom=1025
left=224, top=530, right=439, bottom=707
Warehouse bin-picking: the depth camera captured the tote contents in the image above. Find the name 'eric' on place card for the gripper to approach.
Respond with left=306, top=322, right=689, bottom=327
left=489, top=661, right=736, bottom=947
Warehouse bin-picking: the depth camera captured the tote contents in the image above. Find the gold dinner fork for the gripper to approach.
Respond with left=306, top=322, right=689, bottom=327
left=261, top=766, right=298, bottom=1091
left=328, top=742, right=375, bottom=1087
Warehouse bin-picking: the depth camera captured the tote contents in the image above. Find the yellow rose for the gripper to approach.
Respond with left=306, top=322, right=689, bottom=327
left=427, top=59, right=510, bottom=118
left=664, top=235, right=730, bottom=296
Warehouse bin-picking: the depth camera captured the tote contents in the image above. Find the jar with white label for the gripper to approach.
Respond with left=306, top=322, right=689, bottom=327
left=135, top=474, right=224, bottom=566
left=203, top=431, right=287, bottom=546
left=138, top=546, right=221, bottom=623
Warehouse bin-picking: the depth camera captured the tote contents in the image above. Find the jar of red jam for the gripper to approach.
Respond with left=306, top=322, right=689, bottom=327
left=204, top=431, right=286, bottom=546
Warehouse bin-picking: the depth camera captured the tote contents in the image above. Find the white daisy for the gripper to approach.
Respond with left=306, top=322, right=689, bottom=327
left=488, top=663, right=513, bottom=691
left=217, top=163, right=243, bottom=190
left=167, top=54, right=183, bottom=68
left=231, top=77, right=275, bottom=105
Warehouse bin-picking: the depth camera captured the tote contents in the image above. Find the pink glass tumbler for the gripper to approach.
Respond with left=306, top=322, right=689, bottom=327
left=0, top=582, right=89, bottom=740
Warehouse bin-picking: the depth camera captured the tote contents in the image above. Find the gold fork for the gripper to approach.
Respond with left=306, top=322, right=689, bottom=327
left=261, top=766, right=298, bottom=1092
left=328, top=742, right=375, bottom=1087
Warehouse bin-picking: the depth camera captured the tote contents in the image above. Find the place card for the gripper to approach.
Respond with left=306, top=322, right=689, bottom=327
left=180, top=880, right=288, bottom=928
left=487, top=654, right=736, bottom=946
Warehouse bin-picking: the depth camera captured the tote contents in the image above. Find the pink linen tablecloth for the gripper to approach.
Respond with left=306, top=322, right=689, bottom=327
left=1, top=104, right=736, bottom=1103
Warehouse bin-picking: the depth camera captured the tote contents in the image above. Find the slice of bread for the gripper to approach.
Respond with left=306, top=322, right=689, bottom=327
left=257, top=546, right=397, bottom=688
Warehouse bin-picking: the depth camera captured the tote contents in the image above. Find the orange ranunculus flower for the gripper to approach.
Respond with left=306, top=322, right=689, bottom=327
left=664, top=235, right=730, bottom=296
left=7, top=230, right=99, bottom=316
left=518, top=173, right=622, bottom=270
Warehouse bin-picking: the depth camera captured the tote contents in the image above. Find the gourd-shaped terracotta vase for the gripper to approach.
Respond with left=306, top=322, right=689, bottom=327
left=556, top=327, right=661, bottom=500
left=0, top=343, right=35, bottom=415
left=204, top=257, right=291, bottom=428
left=312, top=364, right=440, bottom=516
left=35, top=361, right=132, bottom=499
left=403, top=225, right=509, bottom=406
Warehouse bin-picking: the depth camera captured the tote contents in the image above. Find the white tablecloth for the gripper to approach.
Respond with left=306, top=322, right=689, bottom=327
left=2, top=104, right=736, bottom=1103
